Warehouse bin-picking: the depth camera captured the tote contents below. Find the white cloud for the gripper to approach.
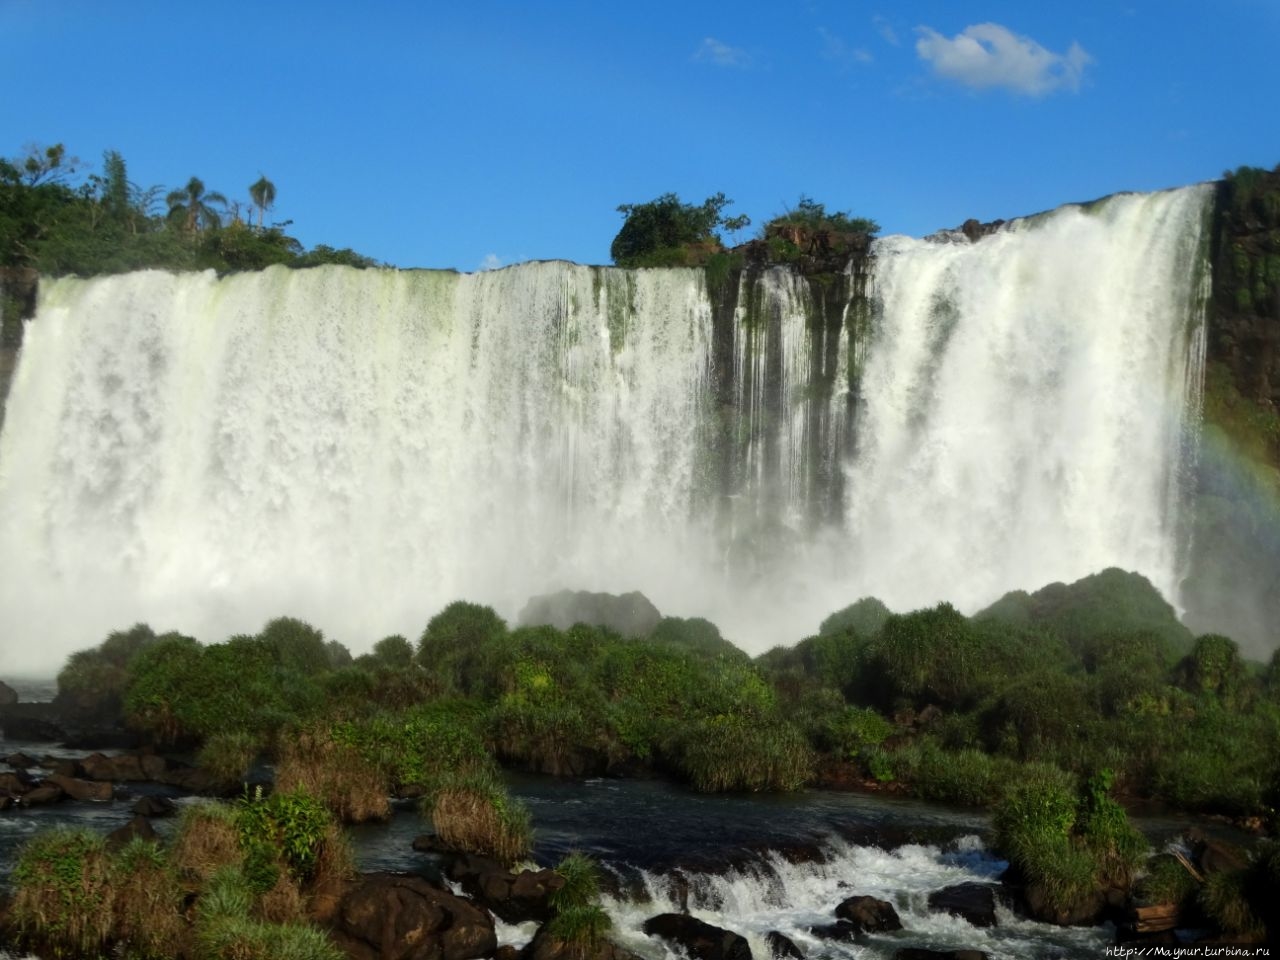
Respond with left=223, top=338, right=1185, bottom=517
left=819, top=27, right=873, bottom=66
left=915, top=22, right=1091, bottom=96
left=873, top=15, right=899, bottom=46
left=478, top=253, right=503, bottom=272
left=694, top=37, right=751, bottom=69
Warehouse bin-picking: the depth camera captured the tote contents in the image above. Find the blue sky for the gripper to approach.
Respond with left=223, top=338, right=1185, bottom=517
left=2, top=0, right=1277, bottom=270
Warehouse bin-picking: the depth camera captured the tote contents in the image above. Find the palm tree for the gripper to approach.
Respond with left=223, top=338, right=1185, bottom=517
left=249, top=175, right=276, bottom=230
left=166, top=177, right=227, bottom=234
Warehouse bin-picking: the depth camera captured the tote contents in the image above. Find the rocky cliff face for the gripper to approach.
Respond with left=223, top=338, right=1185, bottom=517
left=1207, top=166, right=1280, bottom=415
left=1182, top=166, right=1280, bottom=655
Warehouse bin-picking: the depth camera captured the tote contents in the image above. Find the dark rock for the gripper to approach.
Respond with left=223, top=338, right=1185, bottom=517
left=132, top=795, right=177, bottom=817
left=3, top=752, right=37, bottom=768
left=518, top=589, right=662, bottom=638
left=958, top=218, right=1006, bottom=243
left=834, top=895, right=902, bottom=933
left=765, top=931, right=803, bottom=960
left=927, top=883, right=997, bottom=928
left=0, top=681, right=16, bottom=707
left=329, top=872, right=496, bottom=960
left=642, top=914, right=751, bottom=960
left=496, top=947, right=521, bottom=960
left=0, top=770, right=34, bottom=794
left=1188, top=830, right=1248, bottom=875
left=47, top=758, right=81, bottom=778
left=808, top=921, right=859, bottom=942
left=81, top=752, right=166, bottom=782
left=894, top=950, right=989, bottom=960
left=45, top=773, right=112, bottom=802
left=446, top=852, right=565, bottom=923
left=154, top=764, right=221, bottom=793
left=0, top=795, right=11, bottom=811
left=21, top=784, right=64, bottom=805
left=1020, top=881, right=1104, bottom=926
left=107, top=815, right=158, bottom=849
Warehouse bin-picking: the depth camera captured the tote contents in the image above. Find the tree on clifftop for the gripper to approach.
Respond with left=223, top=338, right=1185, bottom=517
left=166, top=176, right=227, bottom=234
left=610, top=192, right=749, bottom=268
left=249, top=175, right=276, bottom=229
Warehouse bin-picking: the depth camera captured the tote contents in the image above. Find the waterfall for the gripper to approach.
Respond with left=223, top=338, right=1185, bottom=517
left=0, top=186, right=1212, bottom=671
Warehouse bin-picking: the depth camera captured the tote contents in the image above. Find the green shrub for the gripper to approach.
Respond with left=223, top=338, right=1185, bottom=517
left=1199, top=868, right=1265, bottom=937
left=9, top=827, right=114, bottom=958
left=236, top=788, right=335, bottom=887
left=333, top=699, right=490, bottom=791
left=1175, top=634, right=1251, bottom=707
left=198, top=730, right=263, bottom=784
left=610, top=192, right=747, bottom=268
left=993, top=768, right=1146, bottom=916
left=861, top=603, right=995, bottom=710
left=259, top=617, right=332, bottom=676
left=1135, top=853, right=1199, bottom=907
left=416, top=601, right=508, bottom=693
left=818, top=596, right=891, bottom=638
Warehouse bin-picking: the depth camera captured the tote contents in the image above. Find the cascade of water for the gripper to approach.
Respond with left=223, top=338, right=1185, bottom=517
left=601, top=836, right=1109, bottom=960
left=0, top=186, right=1213, bottom=670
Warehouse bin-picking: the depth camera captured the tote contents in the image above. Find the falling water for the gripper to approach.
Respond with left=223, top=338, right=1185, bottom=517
left=0, top=186, right=1212, bottom=671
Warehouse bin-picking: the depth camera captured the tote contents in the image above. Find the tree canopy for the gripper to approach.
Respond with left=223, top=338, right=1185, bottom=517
left=610, top=192, right=749, bottom=268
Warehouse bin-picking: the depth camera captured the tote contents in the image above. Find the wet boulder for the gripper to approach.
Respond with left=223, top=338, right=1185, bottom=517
left=45, top=773, right=112, bottom=802
left=834, top=895, right=902, bottom=932
left=107, top=815, right=158, bottom=849
left=808, top=921, right=860, bottom=942
left=328, top=872, right=496, bottom=960
left=894, top=950, right=989, bottom=960
left=132, top=795, right=177, bottom=817
left=642, top=913, right=752, bottom=960
left=0, top=680, right=16, bottom=707
left=81, top=752, right=166, bottom=782
left=21, top=783, right=64, bottom=805
left=765, top=931, right=803, bottom=959
left=0, top=770, right=34, bottom=795
left=523, top=925, right=639, bottom=960
left=3, top=752, right=37, bottom=768
left=927, top=883, right=997, bottom=928
left=445, top=852, right=565, bottom=923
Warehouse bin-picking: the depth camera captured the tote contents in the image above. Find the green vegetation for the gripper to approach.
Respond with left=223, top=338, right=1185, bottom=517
left=7, top=788, right=352, bottom=957
left=0, top=142, right=375, bottom=278
left=425, top=767, right=533, bottom=865
left=546, top=853, right=613, bottom=958
left=610, top=192, right=749, bottom=268
left=993, top=769, right=1146, bottom=919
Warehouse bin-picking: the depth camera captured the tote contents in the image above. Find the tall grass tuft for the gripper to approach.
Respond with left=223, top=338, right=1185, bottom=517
left=110, top=837, right=185, bottom=959
left=676, top=715, right=812, bottom=792
left=275, top=727, right=391, bottom=822
left=426, top=768, right=532, bottom=865
left=9, top=827, right=115, bottom=958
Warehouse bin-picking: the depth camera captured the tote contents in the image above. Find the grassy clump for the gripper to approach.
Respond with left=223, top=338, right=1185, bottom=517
left=110, top=837, right=185, bottom=959
left=675, top=714, right=812, bottom=793
left=1135, top=853, right=1200, bottom=908
left=993, top=768, right=1146, bottom=918
left=426, top=768, right=532, bottom=865
left=545, top=853, right=613, bottom=959
left=9, top=827, right=115, bottom=958
left=1199, top=868, right=1265, bottom=938
left=274, top=726, right=391, bottom=822
left=198, top=729, right=263, bottom=785
left=194, top=867, right=343, bottom=960
left=172, top=802, right=245, bottom=884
